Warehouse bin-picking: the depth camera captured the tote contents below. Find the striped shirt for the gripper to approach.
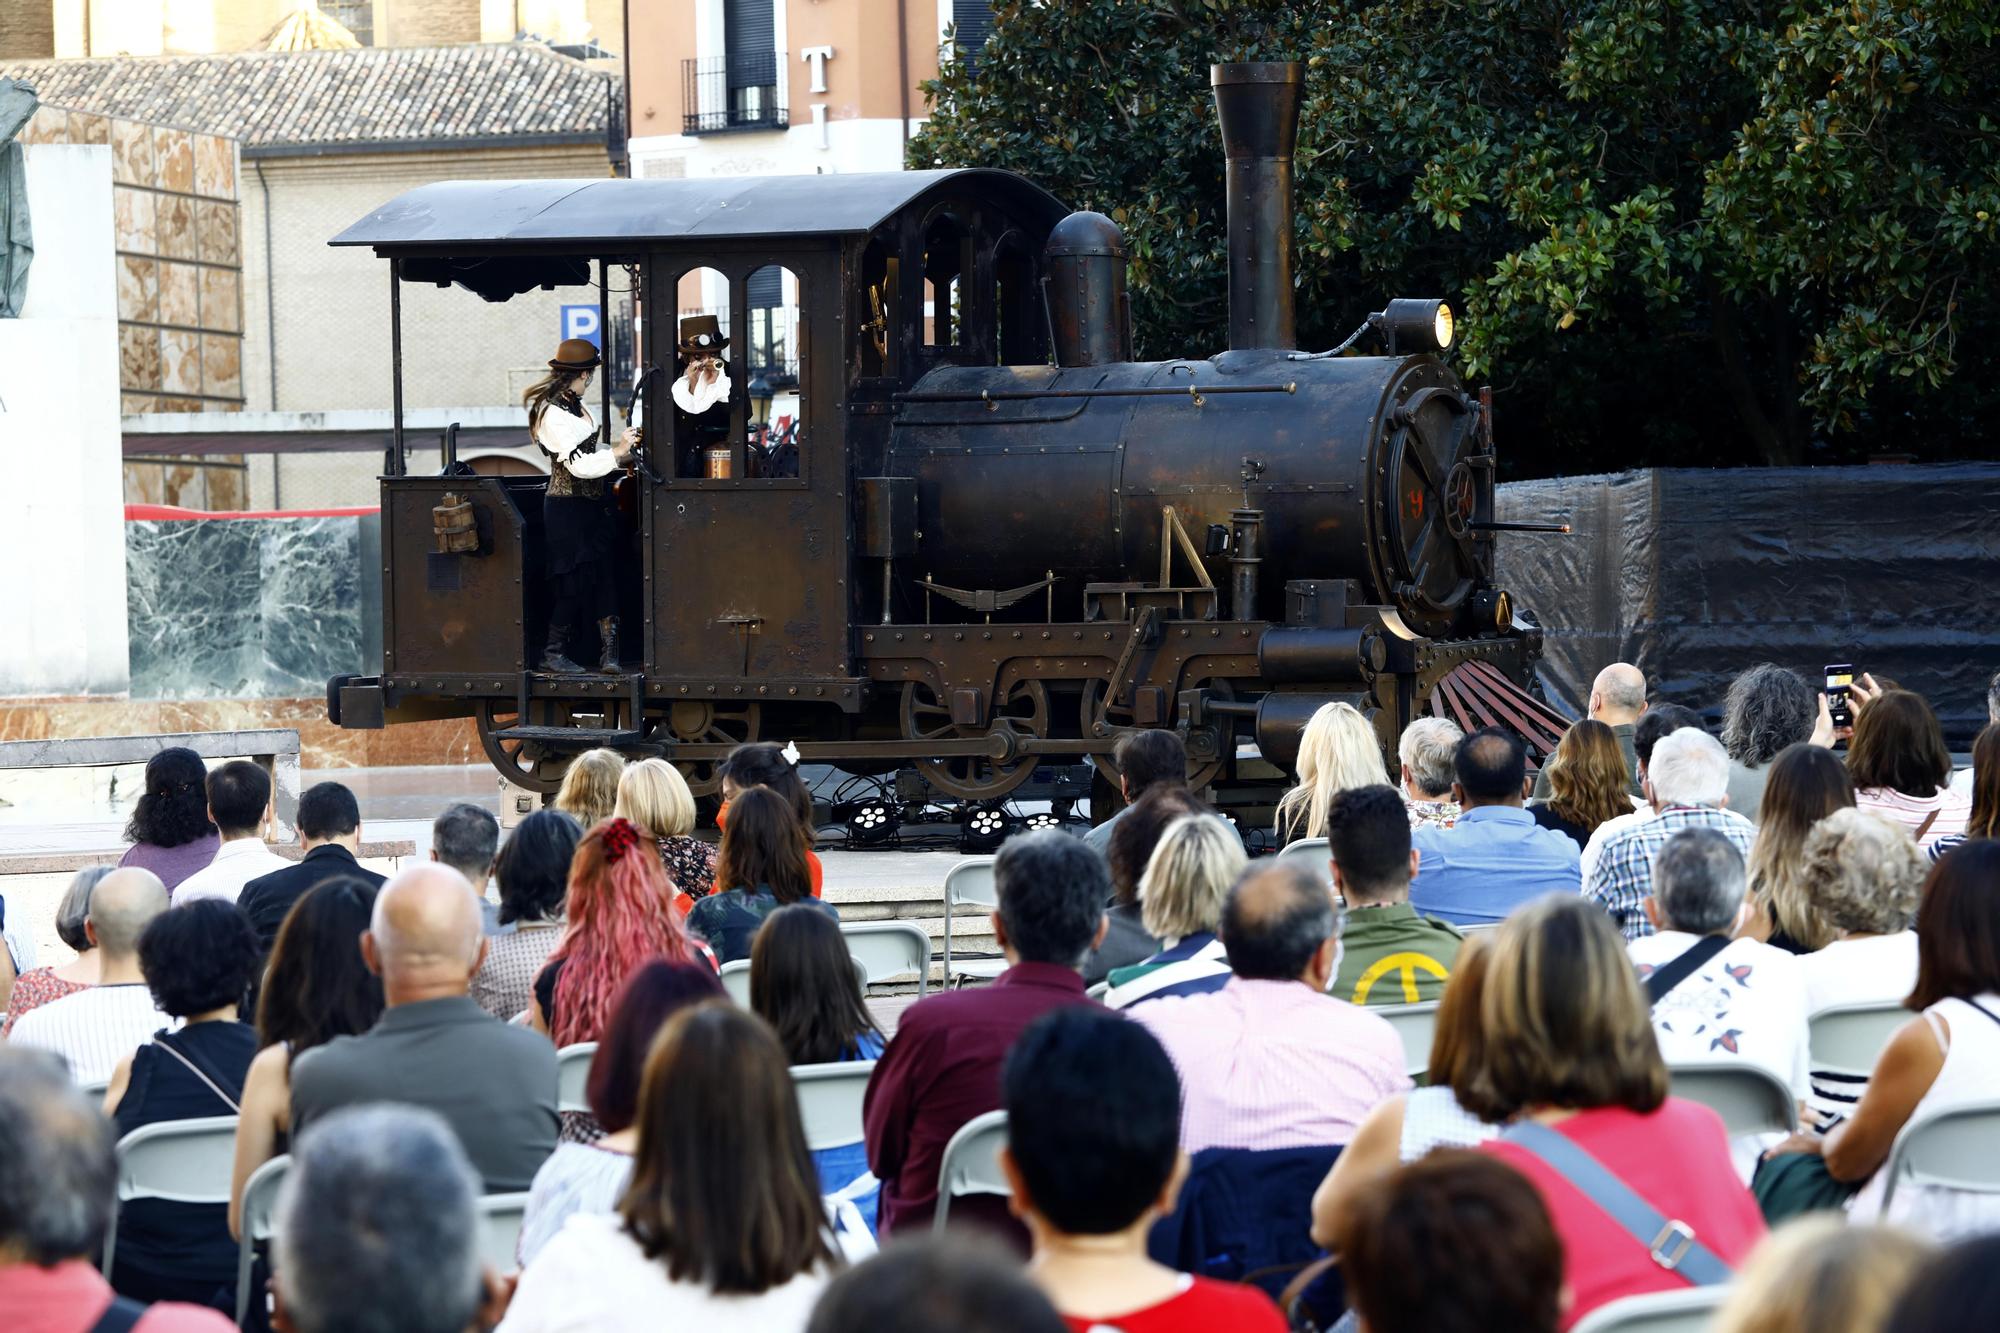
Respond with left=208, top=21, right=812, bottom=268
left=1857, top=785, right=1971, bottom=853
left=1103, top=932, right=1233, bottom=1010
left=1585, top=805, right=1756, bottom=940
left=8, top=982, right=175, bottom=1085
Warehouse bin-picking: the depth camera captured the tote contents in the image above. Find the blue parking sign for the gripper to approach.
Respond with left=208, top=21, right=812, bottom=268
left=560, top=304, right=601, bottom=347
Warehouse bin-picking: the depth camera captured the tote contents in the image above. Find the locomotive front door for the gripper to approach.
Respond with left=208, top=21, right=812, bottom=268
left=645, top=248, right=850, bottom=684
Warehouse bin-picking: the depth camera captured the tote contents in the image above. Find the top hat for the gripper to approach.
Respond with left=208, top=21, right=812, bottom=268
left=548, top=338, right=601, bottom=372
left=677, top=314, right=730, bottom=357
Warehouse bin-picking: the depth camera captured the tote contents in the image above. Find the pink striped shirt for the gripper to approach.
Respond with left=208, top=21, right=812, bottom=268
left=1857, top=785, right=1971, bottom=851
left=1131, top=977, right=1411, bottom=1153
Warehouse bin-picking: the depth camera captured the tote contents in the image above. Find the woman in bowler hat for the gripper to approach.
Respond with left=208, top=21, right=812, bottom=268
left=525, top=338, right=636, bottom=674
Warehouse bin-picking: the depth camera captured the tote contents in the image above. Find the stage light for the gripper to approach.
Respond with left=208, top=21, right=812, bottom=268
left=1379, top=298, right=1454, bottom=353
left=959, top=802, right=1015, bottom=853
left=843, top=796, right=899, bottom=847
left=1022, top=810, right=1065, bottom=832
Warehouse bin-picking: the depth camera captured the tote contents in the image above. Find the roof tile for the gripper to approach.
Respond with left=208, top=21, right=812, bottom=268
left=0, top=42, right=613, bottom=150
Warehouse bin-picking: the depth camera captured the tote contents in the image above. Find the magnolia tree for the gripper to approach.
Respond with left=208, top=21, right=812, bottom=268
left=913, top=0, right=2000, bottom=472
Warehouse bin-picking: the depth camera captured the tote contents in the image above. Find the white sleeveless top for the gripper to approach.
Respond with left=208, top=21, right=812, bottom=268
left=1850, top=993, right=2000, bottom=1239
left=1398, top=1084, right=1498, bottom=1160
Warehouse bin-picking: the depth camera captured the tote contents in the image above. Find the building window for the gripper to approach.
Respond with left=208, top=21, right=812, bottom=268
left=949, top=1, right=999, bottom=73
left=684, top=0, right=786, bottom=134
left=321, top=0, right=373, bottom=46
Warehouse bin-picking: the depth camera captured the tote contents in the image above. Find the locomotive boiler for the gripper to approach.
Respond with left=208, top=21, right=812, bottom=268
left=327, top=60, right=1559, bottom=815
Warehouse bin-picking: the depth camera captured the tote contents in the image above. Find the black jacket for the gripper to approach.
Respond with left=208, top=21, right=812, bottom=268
left=239, top=843, right=386, bottom=954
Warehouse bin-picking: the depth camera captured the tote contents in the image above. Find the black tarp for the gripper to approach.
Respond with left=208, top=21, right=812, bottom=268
left=1494, top=463, right=2000, bottom=748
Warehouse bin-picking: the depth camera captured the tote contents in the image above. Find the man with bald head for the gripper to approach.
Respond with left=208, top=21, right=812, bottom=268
left=1534, top=662, right=1647, bottom=800
left=288, top=864, right=557, bottom=1191
left=1131, top=862, right=1409, bottom=1154
left=11, top=868, right=173, bottom=1086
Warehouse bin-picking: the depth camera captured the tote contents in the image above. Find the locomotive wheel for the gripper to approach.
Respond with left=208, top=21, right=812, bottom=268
left=899, top=679, right=1050, bottom=802
left=1079, top=678, right=1227, bottom=792
left=659, top=700, right=762, bottom=798
left=475, top=699, right=575, bottom=797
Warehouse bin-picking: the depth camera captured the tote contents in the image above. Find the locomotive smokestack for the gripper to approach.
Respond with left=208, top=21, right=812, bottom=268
left=1212, top=61, right=1302, bottom=351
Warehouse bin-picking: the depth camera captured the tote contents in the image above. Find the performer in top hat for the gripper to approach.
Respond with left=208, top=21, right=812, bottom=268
left=671, top=314, right=732, bottom=475
left=525, top=337, right=636, bottom=674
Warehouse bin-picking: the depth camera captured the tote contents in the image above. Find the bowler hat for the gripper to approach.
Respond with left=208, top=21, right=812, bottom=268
left=677, top=314, right=730, bottom=357
left=548, top=338, right=601, bottom=372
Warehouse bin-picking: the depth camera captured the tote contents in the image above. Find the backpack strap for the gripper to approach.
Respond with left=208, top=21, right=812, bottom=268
left=152, top=1031, right=245, bottom=1114
left=89, top=1296, right=146, bottom=1333
left=1643, top=934, right=1732, bottom=1007
left=1502, top=1120, right=1733, bottom=1286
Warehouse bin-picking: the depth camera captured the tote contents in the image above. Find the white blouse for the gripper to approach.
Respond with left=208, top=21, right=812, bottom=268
left=497, top=1213, right=829, bottom=1333
left=534, top=402, right=618, bottom=479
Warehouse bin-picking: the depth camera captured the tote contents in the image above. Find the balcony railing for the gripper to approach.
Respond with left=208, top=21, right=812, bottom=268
left=683, top=52, right=788, bottom=135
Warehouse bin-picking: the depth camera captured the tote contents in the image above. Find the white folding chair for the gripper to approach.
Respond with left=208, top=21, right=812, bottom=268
left=1570, top=1285, right=1727, bottom=1333
left=1459, top=922, right=1500, bottom=936
left=1809, top=1001, right=1909, bottom=1077
left=941, top=858, right=1006, bottom=985
left=79, top=1076, right=111, bottom=1102
left=104, top=1114, right=240, bottom=1276
left=1275, top=837, right=1331, bottom=885
left=1085, top=979, right=1110, bottom=1001
left=1667, top=1061, right=1799, bottom=1137
left=235, top=1153, right=291, bottom=1327
left=1878, top=1098, right=2000, bottom=1214
left=1374, top=1001, right=1440, bottom=1080
left=475, top=1191, right=532, bottom=1275
left=840, top=920, right=934, bottom=997
left=791, top=1060, right=877, bottom=1152
left=933, top=1109, right=1010, bottom=1234
left=719, top=958, right=754, bottom=1005
left=555, top=1042, right=598, bottom=1116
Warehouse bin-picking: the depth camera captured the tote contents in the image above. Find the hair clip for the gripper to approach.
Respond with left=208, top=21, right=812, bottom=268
left=782, top=740, right=801, bottom=766
left=601, top=817, right=642, bottom=863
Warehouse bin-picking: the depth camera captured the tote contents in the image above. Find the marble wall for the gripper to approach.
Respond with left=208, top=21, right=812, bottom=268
left=127, top=514, right=368, bottom=698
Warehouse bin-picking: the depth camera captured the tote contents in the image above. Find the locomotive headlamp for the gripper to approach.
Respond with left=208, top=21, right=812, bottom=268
left=1381, top=299, right=1455, bottom=353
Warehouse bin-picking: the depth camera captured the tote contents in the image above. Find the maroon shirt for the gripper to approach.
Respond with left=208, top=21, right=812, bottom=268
left=864, top=961, right=1095, bottom=1235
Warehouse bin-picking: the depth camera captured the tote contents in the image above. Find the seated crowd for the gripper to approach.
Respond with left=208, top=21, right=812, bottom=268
left=3, top=662, right=1999, bottom=1333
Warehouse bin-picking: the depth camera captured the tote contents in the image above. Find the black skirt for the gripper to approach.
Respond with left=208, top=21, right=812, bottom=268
left=543, top=491, right=617, bottom=576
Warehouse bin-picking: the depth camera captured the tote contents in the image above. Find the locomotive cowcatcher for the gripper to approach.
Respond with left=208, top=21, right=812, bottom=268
left=326, top=62, right=1556, bottom=814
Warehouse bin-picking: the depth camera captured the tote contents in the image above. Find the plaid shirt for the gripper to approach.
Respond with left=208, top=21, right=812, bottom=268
left=1586, top=805, right=1757, bottom=939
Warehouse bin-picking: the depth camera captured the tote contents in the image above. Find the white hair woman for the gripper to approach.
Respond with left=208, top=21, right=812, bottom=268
left=1275, top=701, right=1392, bottom=843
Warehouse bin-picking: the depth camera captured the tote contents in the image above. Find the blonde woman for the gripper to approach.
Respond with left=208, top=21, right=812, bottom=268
left=1528, top=719, right=1635, bottom=849
left=1710, top=1217, right=1932, bottom=1333
left=527, top=337, right=637, bottom=674
left=615, top=757, right=719, bottom=902
left=1274, top=701, right=1391, bottom=844
left=1103, top=813, right=1245, bottom=1009
left=554, top=748, right=626, bottom=830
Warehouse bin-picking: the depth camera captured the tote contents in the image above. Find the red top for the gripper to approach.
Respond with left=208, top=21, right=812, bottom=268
left=1060, top=1276, right=1289, bottom=1333
left=0, top=1259, right=234, bottom=1332
left=713, top=800, right=824, bottom=896
left=1483, top=1099, right=1766, bottom=1330
left=1, top=970, right=91, bottom=1037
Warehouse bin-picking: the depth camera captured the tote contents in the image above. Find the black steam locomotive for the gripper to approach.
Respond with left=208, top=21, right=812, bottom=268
left=327, top=61, right=1552, bottom=816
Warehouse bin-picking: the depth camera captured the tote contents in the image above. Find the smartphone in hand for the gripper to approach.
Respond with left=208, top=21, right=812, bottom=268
left=1825, top=664, right=1854, bottom=730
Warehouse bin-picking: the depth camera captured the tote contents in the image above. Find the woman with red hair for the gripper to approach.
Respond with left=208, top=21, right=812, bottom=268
left=529, top=817, right=713, bottom=1052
